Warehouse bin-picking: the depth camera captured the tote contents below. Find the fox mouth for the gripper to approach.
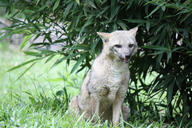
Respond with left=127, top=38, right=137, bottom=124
left=119, top=57, right=130, bottom=63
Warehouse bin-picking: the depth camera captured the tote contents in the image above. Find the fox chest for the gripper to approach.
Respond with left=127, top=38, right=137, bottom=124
left=88, top=69, right=129, bottom=101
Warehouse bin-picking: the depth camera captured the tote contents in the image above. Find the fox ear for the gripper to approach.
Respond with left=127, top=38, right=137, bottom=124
left=97, top=32, right=110, bottom=43
left=129, top=27, right=138, bottom=37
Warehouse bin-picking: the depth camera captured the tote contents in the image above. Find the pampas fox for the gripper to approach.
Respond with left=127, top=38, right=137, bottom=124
left=69, top=27, right=138, bottom=126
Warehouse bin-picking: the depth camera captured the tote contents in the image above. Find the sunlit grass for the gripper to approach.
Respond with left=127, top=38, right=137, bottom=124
left=0, top=43, right=84, bottom=97
left=0, top=43, right=177, bottom=128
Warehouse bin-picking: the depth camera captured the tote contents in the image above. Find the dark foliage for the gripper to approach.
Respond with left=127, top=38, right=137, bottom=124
left=1, top=0, right=192, bottom=125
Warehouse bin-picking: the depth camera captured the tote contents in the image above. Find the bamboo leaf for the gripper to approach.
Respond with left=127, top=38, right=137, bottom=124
left=124, top=19, right=146, bottom=24
left=79, top=18, right=93, bottom=35
left=36, top=0, right=41, bottom=5
left=45, top=55, right=55, bottom=63
left=72, top=44, right=90, bottom=50
left=63, top=3, right=73, bottom=20
left=117, top=20, right=127, bottom=30
left=51, top=56, right=66, bottom=68
left=47, top=78, right=64, bottom=82
left=167, top=79, right=175, bottom=104
left=91, top=39, right=99, bottom=58
left=16, top=62, right=36, bottom=80
left=23, top=51, right=42, bottom=57
left=20, top=34, right=33, bottom=50
left=53, top=0, right=60, bottom=11
left=7, top=58, right=40, bottom=72
left=71, top=54, right=86, bottom=73
left=143, top=45, right=170, bottom=52
left=145, top=3, right=164, bottom=18
left=75, top=0, right=80, bottom=5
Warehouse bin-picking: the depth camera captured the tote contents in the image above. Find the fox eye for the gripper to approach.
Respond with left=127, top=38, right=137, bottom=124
left=114, top=44, right=122, bottom=48
left=128, top=44, right=134, bottom=48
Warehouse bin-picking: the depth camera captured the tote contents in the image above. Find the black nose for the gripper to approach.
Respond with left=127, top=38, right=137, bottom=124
left=125, top=55, right=131, bottom=59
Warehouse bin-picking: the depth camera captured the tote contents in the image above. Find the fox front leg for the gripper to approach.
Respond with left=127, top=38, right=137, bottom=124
left=95, top=99, right=100, bottom=115
left=112, top=99, right=123, bottom=126
left=91, top=99, right=100, bottom=123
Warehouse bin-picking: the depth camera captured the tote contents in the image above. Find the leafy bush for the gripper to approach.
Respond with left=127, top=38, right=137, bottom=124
left=1, top=0, right=192, bottom=125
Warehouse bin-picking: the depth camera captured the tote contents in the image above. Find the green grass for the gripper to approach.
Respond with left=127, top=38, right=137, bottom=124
left=0, top=43, right=175, bottom=128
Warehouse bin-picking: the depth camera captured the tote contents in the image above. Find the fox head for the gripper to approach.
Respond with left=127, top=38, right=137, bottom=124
left=97, top=27, right=138, bottom=63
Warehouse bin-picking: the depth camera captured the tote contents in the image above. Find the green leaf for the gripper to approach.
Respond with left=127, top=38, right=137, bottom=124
left=145, top=3, right=163, bottom=18
left=47, top=78, right=64, bottom=82
left=0, top=31, right=13, bottom=40
left=35, top=0, right=41, bottom=5
left=167, top=78, right=175, bottom=104
left=56, top=90, right=65, bottom=96
left=75, top=0, right=80, bottom=5
left=187, top=51, right=192, bottom=55
left=7, top=58, right=40, bottom=72
left=180, top=12, right=192, bottom=23
left=65, top=52, right=82, bottom=60
left=124, top=19, right=146, bottom=24
left=29, top=96, right=36, bottom=104
left=63, top=3, right=73, bottom=20
left=45, top=55, right=55, bottom=63
left=63, top=86, right=69, bottom=101
left=23, top=51, right=42, bottom=57
left=30, top=42, right=50, bottom=48
left=149, top=51, right=164, bottom=56
left=96, top=6, right=110, bottom=18
left=161, top=6, right=166, bottom=11
left=79, top=18, right=93, bottom=35
left=167, top=52, right=172, bottom=63
left=53, top=0, right=60, bottom=11
left=88, top=0, right=97, bottom=9
left=146, top=22, right=150, bottom=31
left=71, top=54, right=86, bottom=73
left=109, top=6, right=120, bottom=21
left=16, top=62, right=36, bottom=80
left=72, top=44, right=90, bottom=50
left=117, top=20, right=127, bottom=30
left=54, top=39, right=68, bottom=44
left=172, top=47, right=184, bottom=52
left=75, top=13, right=81, bottom=27
left=51, top=57, right=66, bottom=68
left=20, top=34, right=33, bottom=50
left=91, top=39, right=99, bottom=58
left=143, top=45, right=170, bottom=52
